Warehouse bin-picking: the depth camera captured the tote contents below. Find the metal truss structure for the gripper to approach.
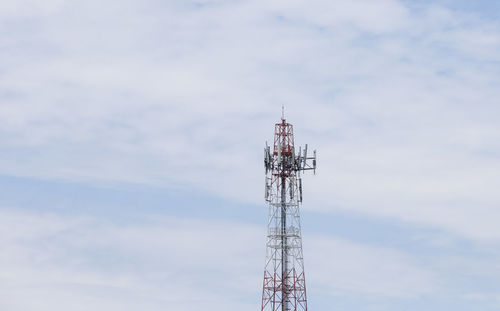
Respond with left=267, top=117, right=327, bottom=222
left=261, top=114, right=316, bottom=311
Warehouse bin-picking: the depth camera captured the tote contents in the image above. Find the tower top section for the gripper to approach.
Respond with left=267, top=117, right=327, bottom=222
left=263, top=116, right=317, bottom=202
left=264, top=118, right=316, bottom=177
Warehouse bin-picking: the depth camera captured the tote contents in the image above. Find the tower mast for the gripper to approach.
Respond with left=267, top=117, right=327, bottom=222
left=262, top=114, right=317, bottom=311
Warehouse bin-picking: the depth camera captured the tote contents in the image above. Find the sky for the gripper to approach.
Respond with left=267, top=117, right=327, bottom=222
left=0, top=0, right=500, bottom=310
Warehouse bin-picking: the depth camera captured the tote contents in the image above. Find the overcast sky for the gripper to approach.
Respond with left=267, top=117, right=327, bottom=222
left=1, top=0, right=500, bottom=310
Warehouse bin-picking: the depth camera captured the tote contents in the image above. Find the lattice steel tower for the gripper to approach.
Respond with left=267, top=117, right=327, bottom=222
left=261, top=112, right=316, bottom=311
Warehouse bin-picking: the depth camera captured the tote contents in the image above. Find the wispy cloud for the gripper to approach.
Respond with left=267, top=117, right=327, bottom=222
left=0, top=208, right=439, bottom=310
left=1, top=0, right=499, bottom=241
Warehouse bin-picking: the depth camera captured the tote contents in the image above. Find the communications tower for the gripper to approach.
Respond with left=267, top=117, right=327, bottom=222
left=261, top=112, right=317, bottom=311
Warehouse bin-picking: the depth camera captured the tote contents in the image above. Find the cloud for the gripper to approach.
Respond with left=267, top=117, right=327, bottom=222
left=306, top=235, right=438, bottom=298
left=0, top=0, right=499, bottom=242
left=0, top=208, right=439, bottom=310
left=0, top=208, right=261, bottom=310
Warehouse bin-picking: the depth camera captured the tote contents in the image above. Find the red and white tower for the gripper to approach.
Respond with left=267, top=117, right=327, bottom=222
left=261, top=113, right=316, bottom=311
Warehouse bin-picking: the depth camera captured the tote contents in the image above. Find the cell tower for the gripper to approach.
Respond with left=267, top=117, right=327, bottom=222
left=261, top=111, right=317, bottom=311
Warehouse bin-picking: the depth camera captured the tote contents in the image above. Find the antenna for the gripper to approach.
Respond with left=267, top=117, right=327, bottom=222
left=281, top=105, right=285, bottom=120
